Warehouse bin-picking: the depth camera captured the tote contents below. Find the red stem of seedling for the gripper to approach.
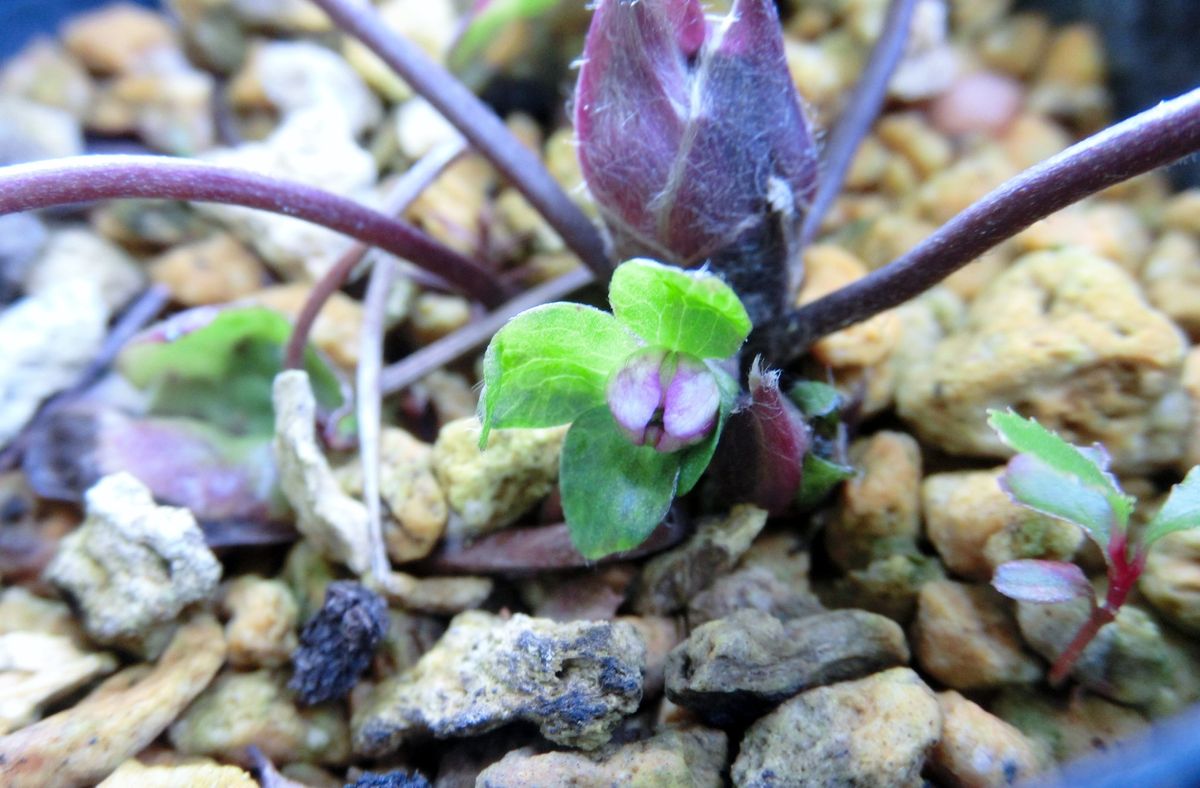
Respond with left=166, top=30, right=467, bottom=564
left=1047, top=531, right=1146, bottom=685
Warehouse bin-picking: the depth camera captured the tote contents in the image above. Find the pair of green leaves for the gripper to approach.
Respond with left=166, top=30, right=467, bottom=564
left=988, top=409, right=1200, bottom=604
left=479, top=259, right=751, bottom=559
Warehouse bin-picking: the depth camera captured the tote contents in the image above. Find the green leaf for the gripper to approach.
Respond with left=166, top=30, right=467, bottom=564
left=560, top=406, right=680, bottom=560
left=988, top=409, right=1133, bottom=529
left=788, top=380, right=842, bottom=420
left=1001, top=454, right=1115, bottom=548
left=1143, top=466, right=1200, bottom=545
left=118, top=307, right=342, bottom=437
left=450, top=0, right=561, bottom=70
left=992, top=559, right=1094, bottom=605
left=676, top=366, right=738, bottom=496
left=479, top=303, right=640, bottom=444
left=794, top=454, right=855, bottom=510
left=608, top=258, right=751, bottom=359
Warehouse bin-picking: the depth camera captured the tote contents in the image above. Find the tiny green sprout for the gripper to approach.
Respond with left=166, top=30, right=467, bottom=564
left=987, top=409, right=1200, bottom=685
left=479, top=258, right=748, bottom=559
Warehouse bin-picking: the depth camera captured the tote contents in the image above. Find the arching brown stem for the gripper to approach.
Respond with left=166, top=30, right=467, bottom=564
left=783, top=87, right=1200, bottom=358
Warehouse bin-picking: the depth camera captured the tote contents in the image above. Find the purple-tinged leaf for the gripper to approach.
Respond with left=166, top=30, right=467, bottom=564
left=993, top=559, right=1094, bottom=605
left=575, top=0, right=817, bottom=325
left=1001, top=453, right=1114, bottom=549
left=710, top=359, right=809, bottom=514
left=23, top=405, right=283, bottom=524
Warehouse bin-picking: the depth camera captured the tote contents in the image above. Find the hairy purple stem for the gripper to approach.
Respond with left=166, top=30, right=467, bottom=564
left=784, top=87, right=1200, bottom=356
left=0, top=155, right=506, bottom=308
left=309, top=0, right=612, bottom=277
left=800, top=0, right=917, bottom=247
left=283, top=140, right=468, bottom=370
left=380, top=265, right=596, bottom=395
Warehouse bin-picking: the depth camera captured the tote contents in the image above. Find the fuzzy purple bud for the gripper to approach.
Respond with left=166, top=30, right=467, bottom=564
left=608, top=348, right=667, bottom=445
left=575, top=0, right=818, bottom=326
left=710, top=358, right=810, bottom=514
left=607, top=349, right=719, bottom=452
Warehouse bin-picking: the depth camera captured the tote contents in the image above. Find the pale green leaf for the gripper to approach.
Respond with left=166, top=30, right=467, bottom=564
left=988, top=409, right=1133, bottom=529
left=561, top=406, right=680, bottom=560
left=794, top=454, right=855, bottom=510
left=789, top=380, right=842, bottom=420
left=609, top=258, right=751, bottom=358
left=1143, top=466, right=1200, bottom=545
left=118, top=307, right=342, bottom=437
left=479, top=303, right=639, bottom=445
left=1002, top=454, right=1114, bottom=547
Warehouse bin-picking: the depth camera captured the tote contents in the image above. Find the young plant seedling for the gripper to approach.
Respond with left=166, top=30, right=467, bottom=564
left=987, top=409, right=1200, bottom=685
left=479, top=258, right=748, bottom=559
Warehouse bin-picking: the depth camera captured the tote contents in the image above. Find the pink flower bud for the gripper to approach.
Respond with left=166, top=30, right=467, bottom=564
left=606, top=349, right=719, bottom=452
left=575, top=0, right=818, bottom=325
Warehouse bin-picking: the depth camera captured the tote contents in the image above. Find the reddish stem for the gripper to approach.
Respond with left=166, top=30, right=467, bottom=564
left=1048, top=604, right=1114, bottom=686
left=0, top=155, right=507, bottom=308
left=1048, top=531, right=1145, bottom=685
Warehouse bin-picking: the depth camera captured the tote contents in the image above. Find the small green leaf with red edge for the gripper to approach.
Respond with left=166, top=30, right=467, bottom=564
left=1000, top=454, right=1115, bottom=548
left=993, top=559, right=1094, bottom=605
left=1143, top=466, right=1200, bottom=546
left=988, top=409, right=1133, bottom=530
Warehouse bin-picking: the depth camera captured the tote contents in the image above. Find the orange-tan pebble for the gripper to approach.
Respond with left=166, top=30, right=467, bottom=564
left=797, top=245, right=901, bottom=367
left=149, top=234, right=266, bottom=306
left=877, top=113, right=954, bottom=178
left=1142, top=231, right=1200, bottom=338
left=1015, top=202, right=1151, bottom=274
left=978, top=12, right=1052, bottom=78
left=62, top=3, right=177, bottom=75
left=221, top=575, right=299, bottom=670
left=930, top=691, right=1047, bottom=787
left=912, top=581, right=1042, bottom=690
